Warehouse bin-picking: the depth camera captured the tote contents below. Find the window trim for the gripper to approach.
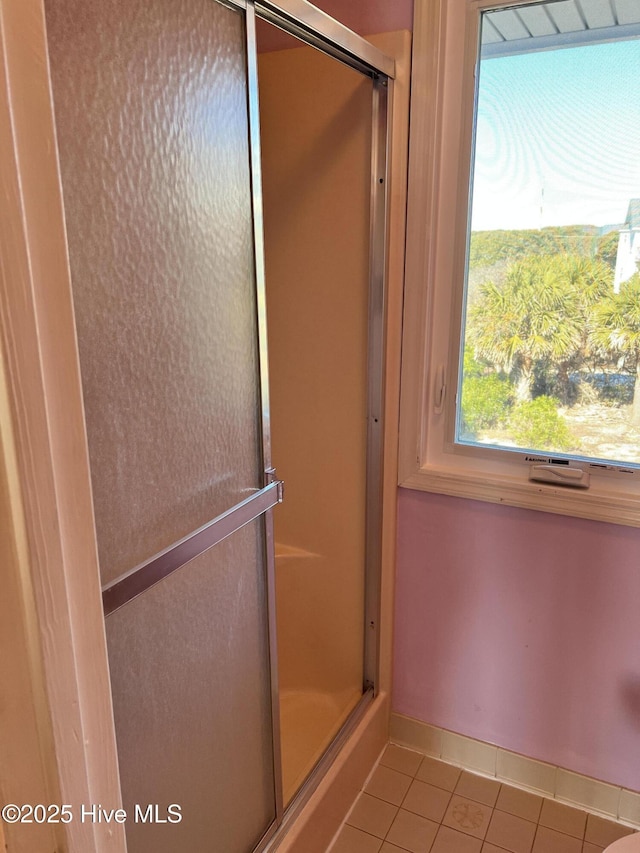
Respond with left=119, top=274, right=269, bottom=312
left=399, top=0, right=640, bottom=528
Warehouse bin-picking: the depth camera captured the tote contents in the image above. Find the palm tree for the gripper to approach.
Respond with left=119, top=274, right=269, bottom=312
left=592, top=274, right=640, bottom=425
left=467, top=255, right=611, bottom=402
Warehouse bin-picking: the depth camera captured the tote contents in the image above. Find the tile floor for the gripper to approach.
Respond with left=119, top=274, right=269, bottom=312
left=328, top=745, right=638, bottom=853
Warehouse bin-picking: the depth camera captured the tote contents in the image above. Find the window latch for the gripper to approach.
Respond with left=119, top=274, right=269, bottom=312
left=434, top=364, right=446, bottom=414
left=529, top=464, right=590, bottom=489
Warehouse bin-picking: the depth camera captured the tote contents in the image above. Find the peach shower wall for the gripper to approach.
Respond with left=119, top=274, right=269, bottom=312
left=393, top=487, right=640, bottom=792
left=259, top=39, right=371, bottom=698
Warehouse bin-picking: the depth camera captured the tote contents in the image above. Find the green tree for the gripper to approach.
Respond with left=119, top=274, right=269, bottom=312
left=592, top=274, right=640, bottom=425
left=509, top=396, right=575, bottom=452
left=460, top=373, right=514, bottom=436
left=467, top=255, right=611, bottom=402
left=469, top=226, right=598, bottom=270
left=595, top=229, right=620, bottom=271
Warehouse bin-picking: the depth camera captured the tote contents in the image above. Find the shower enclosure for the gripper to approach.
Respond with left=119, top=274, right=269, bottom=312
left=35, top=0, right=392, bottom=849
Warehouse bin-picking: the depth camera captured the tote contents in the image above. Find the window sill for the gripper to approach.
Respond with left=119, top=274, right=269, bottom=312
left=400, top=464, right=640, bottom=528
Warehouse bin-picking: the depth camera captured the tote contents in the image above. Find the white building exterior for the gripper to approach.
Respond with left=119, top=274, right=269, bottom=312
left=613, top=199, right=640, bottom=292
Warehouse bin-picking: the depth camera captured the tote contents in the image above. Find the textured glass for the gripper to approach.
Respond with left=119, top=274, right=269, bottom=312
left=45, top=0, right=263, bottom=583
left=105, top=520, right=275, bottom=853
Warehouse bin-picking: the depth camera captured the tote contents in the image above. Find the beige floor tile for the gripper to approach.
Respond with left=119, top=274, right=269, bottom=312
left=539, top=800, right=588, bottom=839
left=416, top=756, right=462, bottom=792
left=365, top=765, right=413, bottom=806
left=431, top=825, right=483, bottom=853
left=347, top=793, right=399, bottom=839
left=403, top=779, right=453, bottom=823
left=456, top=772, right=502, bottom=807
left=532, top=826, right=582, bottom=853
left=443, top=796, right=493, bottom=840
left=485, top=809, right=536, bottom=853
left=330, top=823, right=383, bottom=853
left=585, top=814, right=635, bottom=848
left=496, top=786, right=543, bottom=823
left=329, top=745, right=639, bottom=853
left=381, top=745, right=424, bottom=777
left=386, top=808, right=439, bottom=853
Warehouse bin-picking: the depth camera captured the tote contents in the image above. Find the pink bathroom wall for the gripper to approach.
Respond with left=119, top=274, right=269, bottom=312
left=256, top=0, right=413, bottom=51
left=393, top=488, right=640, bottom=792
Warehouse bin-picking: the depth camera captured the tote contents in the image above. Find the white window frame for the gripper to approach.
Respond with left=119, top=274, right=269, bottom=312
left=399, top=0, right=640, bottom=527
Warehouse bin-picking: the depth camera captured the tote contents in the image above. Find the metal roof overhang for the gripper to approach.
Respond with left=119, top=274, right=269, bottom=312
left=481, top=0, right=640, bottom=58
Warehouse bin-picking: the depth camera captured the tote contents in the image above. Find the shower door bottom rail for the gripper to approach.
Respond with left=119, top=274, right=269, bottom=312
left=102, top=480, right=284, bottom=615
left=262, top=686, right=375, bottom=852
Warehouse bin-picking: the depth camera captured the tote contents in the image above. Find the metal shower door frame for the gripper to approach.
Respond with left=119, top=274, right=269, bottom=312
left=243, top=1, right=394, bottom=845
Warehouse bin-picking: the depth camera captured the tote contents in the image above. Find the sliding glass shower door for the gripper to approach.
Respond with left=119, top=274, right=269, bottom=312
left=257, top=24, right=374, bottom=803
left=44, top=0, right=280, bottom=850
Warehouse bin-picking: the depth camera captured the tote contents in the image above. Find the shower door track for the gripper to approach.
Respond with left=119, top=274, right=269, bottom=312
left=255, top=0, right=394, bottom=77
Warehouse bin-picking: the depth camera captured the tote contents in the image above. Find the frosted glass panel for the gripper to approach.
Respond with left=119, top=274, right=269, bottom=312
left=45, top=0, right=262, bottom=583
left=105, top=520, right=275, bottom=853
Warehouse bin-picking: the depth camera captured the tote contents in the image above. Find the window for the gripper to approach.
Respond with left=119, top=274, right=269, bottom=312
left=399, top=0, right=640, bottom=526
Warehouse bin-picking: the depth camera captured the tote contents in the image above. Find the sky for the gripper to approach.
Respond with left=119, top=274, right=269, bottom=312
left=470, top=36, right=640, bottom=232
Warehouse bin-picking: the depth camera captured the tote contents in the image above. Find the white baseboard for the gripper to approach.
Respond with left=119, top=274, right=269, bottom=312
left=390, top=712, right=640, bottom=828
